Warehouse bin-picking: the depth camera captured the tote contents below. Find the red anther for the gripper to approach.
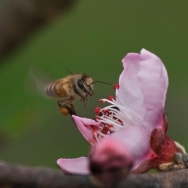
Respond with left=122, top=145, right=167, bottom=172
left=102, top=109, right=109, bottom=113
left=108, top=124, right=113, bottom=128
left=102, top=127, right=109, bottom=134
left=117, top=119, right=123, bottom=124
left=113, top=116, right=117, bottom=120
left=94, top=107, right=101, bottom=114
left=108, top=95, right=114, bottom=101
left=91, top=125, right=98, bottom=130
left=99, top=99, right=106, bottom=103
left=114, top=83, right=119, bottom=90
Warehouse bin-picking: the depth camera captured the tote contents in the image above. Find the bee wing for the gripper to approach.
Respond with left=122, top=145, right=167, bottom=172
left=25, top=65, right=56, bottom=98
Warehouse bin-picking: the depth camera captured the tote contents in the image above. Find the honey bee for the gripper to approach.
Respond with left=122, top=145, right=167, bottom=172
left=44, top=73, right=109, bottom=116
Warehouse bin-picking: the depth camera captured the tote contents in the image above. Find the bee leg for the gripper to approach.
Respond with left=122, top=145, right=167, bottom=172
left=79, top=97, right=86, bottom=106
left=82, top=97, right=87, bottom=107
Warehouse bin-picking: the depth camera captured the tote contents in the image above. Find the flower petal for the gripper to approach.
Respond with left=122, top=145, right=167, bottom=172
left=57, top=156, right=90, bottom=174
left=110, top=125, right=153, bottom=170
left=89, top=137, right=133, bottom=185
left=72, top=115, right=100, bottom=145
left=116, top=49, right=168, bottom=131
left=90, top=125, right=154, bottom=172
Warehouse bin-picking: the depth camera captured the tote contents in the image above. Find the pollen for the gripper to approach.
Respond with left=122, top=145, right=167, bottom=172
left=60, top=106, right=69, bottom=115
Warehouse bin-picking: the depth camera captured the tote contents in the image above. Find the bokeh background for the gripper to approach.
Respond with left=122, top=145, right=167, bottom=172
left=0, top=0, right=188, bottom=169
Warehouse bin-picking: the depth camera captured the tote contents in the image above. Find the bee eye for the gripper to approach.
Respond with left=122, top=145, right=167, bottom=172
left=77, top=79, right=91, bottom=95
left=77, top=79, right=85, bottom=89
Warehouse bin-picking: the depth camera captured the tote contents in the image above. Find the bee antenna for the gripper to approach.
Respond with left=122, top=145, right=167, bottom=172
left=64, top=65, right=74, bottom=74
left=91, top=81, right=111, bottom=85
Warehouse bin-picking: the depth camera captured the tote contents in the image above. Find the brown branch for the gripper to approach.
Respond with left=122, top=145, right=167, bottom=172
left=0, top=0, right=78, bottom=62
left=0, top=162, right=93, bottom=188
left=0, top=162, right=188, bottom=188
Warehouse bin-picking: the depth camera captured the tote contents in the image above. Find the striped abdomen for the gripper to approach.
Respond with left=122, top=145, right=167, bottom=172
left=44, top=79, right=68, bottom=98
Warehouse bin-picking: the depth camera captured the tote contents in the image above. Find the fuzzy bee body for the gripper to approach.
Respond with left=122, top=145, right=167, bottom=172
left=44, top=74, right=94, bottom=115
left=45, top=76, right=75, bottom=98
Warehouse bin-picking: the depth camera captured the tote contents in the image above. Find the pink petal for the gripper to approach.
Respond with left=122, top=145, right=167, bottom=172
left=110, top=125, right=153, bottom=170
left=89, top=137, right=133, bottom=185
left=90, top=125, right=154, bottom=172
left=72, top=115, right=100, bottom=144
left=116, top=49, right=168, bottom=132
left=57, top=157, right=90, bottom=174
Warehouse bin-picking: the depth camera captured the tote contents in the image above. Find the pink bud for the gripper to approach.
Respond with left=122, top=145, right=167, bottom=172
left=89, top=138, right=132, bottom=185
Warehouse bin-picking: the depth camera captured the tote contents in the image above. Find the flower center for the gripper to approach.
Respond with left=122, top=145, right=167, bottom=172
left=89, top=96, right=143, bottom=144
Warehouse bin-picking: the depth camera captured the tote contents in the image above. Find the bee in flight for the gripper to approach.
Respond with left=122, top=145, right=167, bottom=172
left=44, top=73, right=110, bottom=116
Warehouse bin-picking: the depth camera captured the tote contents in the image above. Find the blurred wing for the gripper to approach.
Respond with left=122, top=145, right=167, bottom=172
left=25, top=65, right=56, bottom=98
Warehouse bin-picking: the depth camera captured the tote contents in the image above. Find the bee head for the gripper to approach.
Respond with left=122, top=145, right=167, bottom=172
left=77, top=74, right=94, bottom=96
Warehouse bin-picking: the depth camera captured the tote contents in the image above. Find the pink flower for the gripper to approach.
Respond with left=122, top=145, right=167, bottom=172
left=57, top=49, right=169, bottom=184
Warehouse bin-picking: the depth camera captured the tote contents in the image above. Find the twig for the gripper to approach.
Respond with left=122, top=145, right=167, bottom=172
left=0, top=162, right=188, bottom=188
left=0, top=161, right=94, bottom=188
left=0, top=0, right=78, bottom=61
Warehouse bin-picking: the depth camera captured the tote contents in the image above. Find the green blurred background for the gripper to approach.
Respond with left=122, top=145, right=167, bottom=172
left=0, top=0, right=188, bottom=169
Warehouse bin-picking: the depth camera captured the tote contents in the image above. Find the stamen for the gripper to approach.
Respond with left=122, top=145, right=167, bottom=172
left=96, top=131, right=107, bottom=138
left=99, top=99, right=106, bottom=103
left=91, top=96, right=144, bottom=142
left=94, top=107, right=101, bottom=114
left=97, top=118, right=122, bottom=129
left=96, top=98, right=143, bottom=130
left=108, top=95, right=114, bottom=101
left=102, top=99, right=114, bottom=104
